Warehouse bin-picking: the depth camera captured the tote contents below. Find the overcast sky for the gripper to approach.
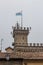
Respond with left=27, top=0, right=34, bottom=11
left=0, top=0, right=43, bottom=51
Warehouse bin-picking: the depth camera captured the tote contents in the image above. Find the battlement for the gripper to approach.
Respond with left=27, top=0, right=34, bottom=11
left=13, top=26, right=29, bottom=31
left=12, top=22, right=31, bottom=31
left=29, top=43, right=43, bottom=46
left=13, top=43, right=43, bottom=52
left=12, top=26, right=31, bottom=37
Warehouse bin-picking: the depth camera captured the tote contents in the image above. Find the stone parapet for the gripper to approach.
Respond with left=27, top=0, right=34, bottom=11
left=12, top=26, right=29, bottom=31
left=14, top=45, right=43, bottom=52
left=29, top=43, right=43, bottom=46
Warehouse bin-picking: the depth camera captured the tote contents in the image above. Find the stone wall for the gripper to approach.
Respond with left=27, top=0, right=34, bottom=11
left=0, top=59, right=43, bottom=65
left=0, top=60, right=22, bottom=65
left=23, top=59, right=43, bottom=65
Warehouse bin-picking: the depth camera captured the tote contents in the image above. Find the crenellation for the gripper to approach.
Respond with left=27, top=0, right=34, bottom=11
left=28, top=43, right=43, bottom=47
left=24, top=27, right=26, bottom=30
left=27, top=27, right=29, bottom=30
left=37, top=43, right=39, bottom=46
left=13, top=26, right=29, bottom=31
left=33, top=43, right=36, bottom=46
left=40, top=43, right=43, bottom=46
left=13, top=42, right=43, bottom=47
left=30, top=43, right=32, bottom=46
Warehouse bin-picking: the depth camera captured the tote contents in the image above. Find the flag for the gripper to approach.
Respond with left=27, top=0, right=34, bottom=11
left=16, top=12, right=22, bottom=16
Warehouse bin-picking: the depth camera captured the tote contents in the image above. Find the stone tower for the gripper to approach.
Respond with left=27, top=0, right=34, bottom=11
left=12, top=22, right=31, bottom=50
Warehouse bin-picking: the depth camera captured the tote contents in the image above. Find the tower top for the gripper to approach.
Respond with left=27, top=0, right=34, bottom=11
left=12, top=22, right=31, bottom=49
left=12, top=23, right=31, bottom=38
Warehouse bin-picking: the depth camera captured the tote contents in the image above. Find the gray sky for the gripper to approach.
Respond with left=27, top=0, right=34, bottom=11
left=0, top=0, right=43, bottom=51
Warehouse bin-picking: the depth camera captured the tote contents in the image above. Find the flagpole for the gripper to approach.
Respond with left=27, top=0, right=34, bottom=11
left=16, top=10, right=23, bottom=28
left=21, top=10, right=23, bottom=28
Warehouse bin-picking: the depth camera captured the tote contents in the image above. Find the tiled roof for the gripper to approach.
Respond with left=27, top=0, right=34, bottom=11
left=5, top=47, right=14, bottom=50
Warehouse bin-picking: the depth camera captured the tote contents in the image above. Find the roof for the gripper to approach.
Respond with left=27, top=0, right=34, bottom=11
left=5, top=47, right=14, bottom=50
left=0, top=51, right=43, bottom=60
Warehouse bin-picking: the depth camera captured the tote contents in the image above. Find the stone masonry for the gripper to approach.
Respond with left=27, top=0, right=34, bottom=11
left=0, top=23, right=43, bottom=65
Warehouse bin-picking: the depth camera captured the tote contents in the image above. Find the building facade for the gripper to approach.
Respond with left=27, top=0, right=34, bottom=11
left=0, top=22, right=43, bottom=65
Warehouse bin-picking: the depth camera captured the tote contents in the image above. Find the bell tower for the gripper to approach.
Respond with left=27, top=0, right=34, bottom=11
left=12, top=22, right=31, bottom=48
